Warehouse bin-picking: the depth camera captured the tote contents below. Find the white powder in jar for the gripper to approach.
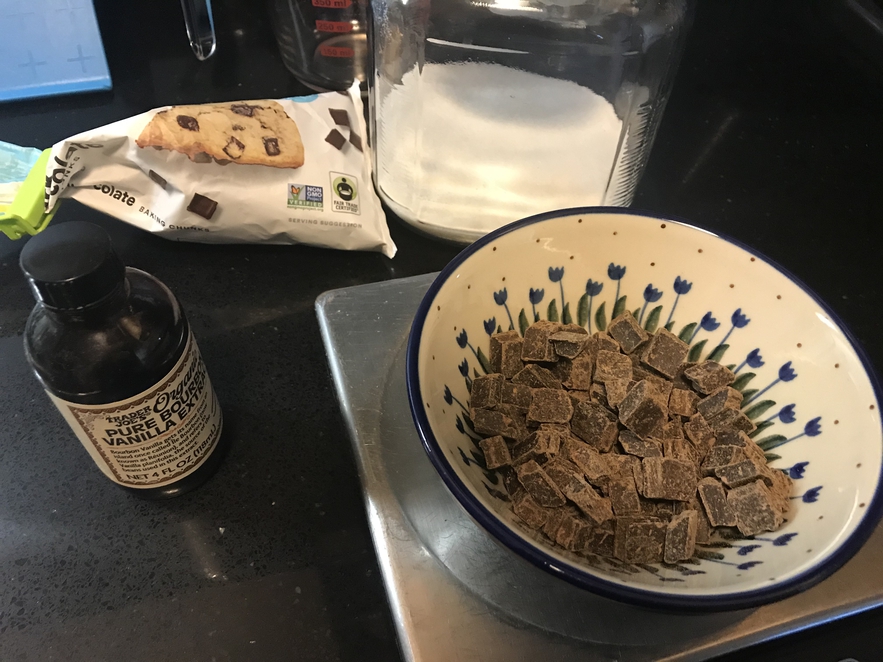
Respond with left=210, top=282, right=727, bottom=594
left=375, top=62, right=624, bottom=240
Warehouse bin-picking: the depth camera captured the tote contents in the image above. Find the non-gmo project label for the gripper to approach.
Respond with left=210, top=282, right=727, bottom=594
left=288, top=184, right=324, bottom=210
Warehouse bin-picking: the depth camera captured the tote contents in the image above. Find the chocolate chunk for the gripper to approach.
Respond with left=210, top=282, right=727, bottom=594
left=664, top=510, right=698, bottom=563
left=618, top=381, right=667, bottom=439
left=715, top=429, right=765, bottom=463
left=516, top=460, right=566, bottom=508
left=632, top=362, right=673, bottom=399
left=642, top=457, right=697, bottom=501
left=527, top=388, right=574, bottom=425
left=496, top=404, right=530, bottom=442
left=696, top=516, right=714, bottom=546
left=631, top=458, right=646, bottom=496
left=767, top=468, right=794, bottom=515
left=701, top=445, right=746, bottom=476
left=471, top=373, right=504, bottom=409
left=176, top=114, right=199, bottom=131
left=614, top=516, right=667, bottom=563
left=750, top=454, right=779, bottom=487
left=549, top=356, right=572, bottom=384
left=697, top=477, right=737, bottom=526
left=213, top=157, right=231, bottom=166
left=550, top=331, right=588, bottom=359
left=502, top=382, right=533, bottom=410
left=684, top=413, right=715, bottom=450
left=192, top=151, right=212, bottom=163
left=564, top=439, right=609, bottom=488
left=564, top=352, right=593, bottom=390
left=512, top=427, right=562, bottom=464
left=230, top=103, right=258, bottom=117
left=148, top=170, right=168, bottom=189
left=512, top=493, right=550, bottom=529
left=642, top=328, right=689, bottom=378
left=544, top=458, right=591, bottom=498
left=568, top=390, right=590, bottom=409
left=604, top=378, right=631, bottom=409
left=349, top=132, right=363, bottom=152
left=568, top=483, right=613, bottom=525
left=607, top=311, right=650, bottom=354
left=595, top=350, right=633, bottom=382
left=662, top=437, right=699, bottom=468
left=571, top=401, right=618, bottom=451
left=715, top=459, right=766, bottom=488
left=521, top=320, right=561, bottom=362
left=263, top=136, right=281, bottom=156
left=609, top=475, right=642, bottom=516
left=328, top=108, right=351, bottom=126
left=669, top=388, right=699, bottom=417
left=707, top=408, right=757, bottom=434
left=186, top=193, right=218, bottom=220
left=589, top=382, right=609, bottom=408
left=478, top=435, right=511, bottom=470
left=727, top=480, right=784, bottom=536
left=683, top=496, right=713, bottom=544
left=662, top=419, right=684, bottom=440
left=471, top=408, right=519, bottom=440
left=605, top=452, right=642, bottom=482
left=584, top=522, right=616, bottom=557
left=696, top=387, right=743, bottom=419
left=232, top=124, right=244, bottom=131
left=555, top=512, right=593, bottom=551
left=641, top=374, right=673, bottom=402
left=606, top=454, right=645, bottom=501
left=220, top=136, right=244, bottom=160
left=541, top=506, right=568, bottom=540
left=684, top=361, right=736, bottom=395
left=512, top=364, right=562, bottom=390
left=672, top=362, right=698, bottom=390
left=490, top=331, right=524, bottom=378
left=500, top=466, right=525, bottom=500
left=539, top=422, right=570, bottom=436
left=325, top=128, right=347, bottom=150
left=619, top=430, right=663, bottom=458
left=589, top=332, right=621, bottom=354
left=639, top=497, right=676, bottom=520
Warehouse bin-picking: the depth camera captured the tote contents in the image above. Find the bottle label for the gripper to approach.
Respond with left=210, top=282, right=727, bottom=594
left=46, top=331, right=223, bottom=488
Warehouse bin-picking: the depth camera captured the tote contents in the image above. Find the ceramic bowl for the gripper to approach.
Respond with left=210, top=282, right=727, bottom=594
left=406, top=208, right=883, bottom=610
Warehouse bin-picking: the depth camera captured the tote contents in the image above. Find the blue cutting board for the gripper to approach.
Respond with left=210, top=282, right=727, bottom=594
left=0, top=0, right=112, bottom=103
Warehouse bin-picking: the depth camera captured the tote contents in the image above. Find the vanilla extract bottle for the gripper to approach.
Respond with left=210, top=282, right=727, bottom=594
left=21, top=221, right=226, bottom=498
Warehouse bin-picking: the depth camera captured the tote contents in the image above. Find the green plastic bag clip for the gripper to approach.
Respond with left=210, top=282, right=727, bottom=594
left=0, top=150, right=58, bottom=240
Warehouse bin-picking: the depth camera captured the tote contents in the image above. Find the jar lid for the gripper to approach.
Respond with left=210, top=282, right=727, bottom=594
left=19, top=221, right=125, bottom=310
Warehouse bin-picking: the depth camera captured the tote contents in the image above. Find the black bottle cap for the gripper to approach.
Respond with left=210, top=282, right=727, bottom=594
left=20, top=222, right=126, bottom=310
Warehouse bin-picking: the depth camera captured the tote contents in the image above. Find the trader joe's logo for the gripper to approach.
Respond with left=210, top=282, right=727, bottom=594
left=287, top=184, right=324, bottom=210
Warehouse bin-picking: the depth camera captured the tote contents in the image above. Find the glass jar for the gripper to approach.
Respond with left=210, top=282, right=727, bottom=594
left=370, top=0, right=693, bottom=242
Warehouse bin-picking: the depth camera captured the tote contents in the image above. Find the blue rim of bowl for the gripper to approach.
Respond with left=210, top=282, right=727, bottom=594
left=405, top=206, right=883, bottom=611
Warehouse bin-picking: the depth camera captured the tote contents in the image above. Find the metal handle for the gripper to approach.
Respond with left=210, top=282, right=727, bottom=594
left=181, top=0, right=217, bottom=61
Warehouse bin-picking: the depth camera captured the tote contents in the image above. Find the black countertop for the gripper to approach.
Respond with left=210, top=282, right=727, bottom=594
left=1, top=1, right=881, bottom=660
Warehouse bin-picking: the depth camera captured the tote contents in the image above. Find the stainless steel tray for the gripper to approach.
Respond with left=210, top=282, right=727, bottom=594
left=316, top=273, right=883, bottom=662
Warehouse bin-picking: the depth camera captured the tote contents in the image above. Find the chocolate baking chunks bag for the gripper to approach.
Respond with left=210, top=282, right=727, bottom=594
left=44, top=85, right=396, bottom=257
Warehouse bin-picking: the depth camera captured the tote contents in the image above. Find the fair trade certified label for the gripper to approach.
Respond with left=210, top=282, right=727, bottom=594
left=330, top=172, right=360, bottom=215
left=47, top=331, right=223, bottom=488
